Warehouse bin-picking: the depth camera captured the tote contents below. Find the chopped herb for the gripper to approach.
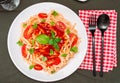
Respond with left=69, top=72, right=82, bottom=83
left=42, top=56, right=47, bottom=62
left=66, top=29, right=70, bottom=34
left=50, top=21, right=55, bottom=26
left=49, top=39, right=54, bottom=45
left=70, top=46, right=78, bottom=53
left=29, top=48, right=34, bottom=54
left=29, top=65, right=34, bottom=70
left=48, top=31, right=61, bottom=50
left=23, top=23, right=27, bottom=28
left=17, top=40, right=24, bottom=46
left=54, top=38, right=61, bottom=43
left=33, top=23, right=38, bottom=29
left=41, top=19, right=46, bottom=23
left=52, top=10, right=58, bottom=16
left=61, top=53, right=67, bottom=57
left=50, top=49, right=54, bottom=55
left=36, top=34, right=50, bottom=44
left=51, top=70, right=56, bottom=74
left=31, top=40, right=35, bottom=46
left=51, top=31, right=55, bottom=38
left=53, top=42, right=59, bottom=50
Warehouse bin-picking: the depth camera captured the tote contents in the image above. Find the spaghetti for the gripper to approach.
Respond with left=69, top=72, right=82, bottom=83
left=17, top=10, right=79, bottom=74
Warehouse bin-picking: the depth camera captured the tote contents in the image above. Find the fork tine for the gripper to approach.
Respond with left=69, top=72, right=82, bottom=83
left=89, top=15, right=92, bottom=25
left=89, top=15, right=96, bottom=26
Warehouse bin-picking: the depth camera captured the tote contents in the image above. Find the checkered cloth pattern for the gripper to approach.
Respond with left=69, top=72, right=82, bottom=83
left=79, top=10, right=117, bottom=72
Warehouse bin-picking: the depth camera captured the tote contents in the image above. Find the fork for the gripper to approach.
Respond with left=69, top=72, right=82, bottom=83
left=89, top=15, right=97, bottom=76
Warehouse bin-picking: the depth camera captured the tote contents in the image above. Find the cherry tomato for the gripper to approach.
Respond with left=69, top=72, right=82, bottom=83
left=54, top=57, right=61, bottom=65
left=55, top=21, right=66, bottom=32
left=46, top=57, right=61, bottom=66
left=38, top=13, right=48, bottom=18
left=21, top=44, right=27, bottom=58
left=46, top=59, right=55, bottom=66
left=69, top=33, right=78, bottom=46
left=47, top=52, right=60, bottom=59
left=23, top=25, right=34, bottom=39
left=34, top=64, right=43, bottom=70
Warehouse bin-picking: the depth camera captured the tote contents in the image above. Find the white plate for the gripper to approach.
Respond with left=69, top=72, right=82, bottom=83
left=7, top=2, right=87, bottom=82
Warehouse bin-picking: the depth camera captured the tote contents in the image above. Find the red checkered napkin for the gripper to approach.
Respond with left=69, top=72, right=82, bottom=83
left=79, top=10, right=117, bottom=72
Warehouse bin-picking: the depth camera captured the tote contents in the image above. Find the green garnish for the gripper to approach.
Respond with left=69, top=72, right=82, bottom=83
left=54, top=38, right=61, bottom=43
left=52, top=10, right=58, bottom=16
left=42, top=56, right=47, bottom=62
left=49, top=39, right=54, bottom=45
left=53, top=42, right=59, bottom=50
left=33, top=23, right=38, bottom=29
left=49, top=38, right=61, bottom=50
left=50, top=21, right=55, bottom=26
left=50, top=49, right=54, bottom=55
left=48, top=31, right=61, bottom=50
left=29, top=65, right=34, bottom=70
left=70, top=46, right=78, bottom=53
left=36, top=34, right=50, bottom=44
left=61, top=53, right=67, bottom=57
left=51, top=31, right=55, bottom=38
left=23, top=23, right=27, bottom=28
left=31, top=40, right=35, bottom=46
left=29, top=48, right=34, bottom=54
left=41, top=19, right=46, bottom=23
left=17, top=40, right=24, bottom=46
left=66, top=29, right=70, bottom=34
left=51, top=70, right=56, bottom=74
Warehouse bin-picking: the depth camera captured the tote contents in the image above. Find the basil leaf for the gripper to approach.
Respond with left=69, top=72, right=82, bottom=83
left=54, top=38, right=61, bottom=43
left=29, top=48, right=34, bottom=54
left=52, top=10, right=58, bottom=16
left=53, top=42, right=59, bottom=50
left=36, top=34, right=50, bottom=44
left=33, top=23, right=38, bottom=29
left=17, top=40, right=24, bottom=46
left=61, top=53, right=67, bottom=57
left=29, top=65, right=34, bottom=70
left=50, top=49, right=54, bottom=55
left=42, top=56, right=47, bottom=62
left=49, top=39, right=54, bottom=45
left=70, top=46, right=78, bottom=53
left=51, top=31, right=55, bottom=38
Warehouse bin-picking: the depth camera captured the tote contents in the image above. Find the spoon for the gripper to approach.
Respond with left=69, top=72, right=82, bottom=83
left=97, top=14, right=110, bottom=77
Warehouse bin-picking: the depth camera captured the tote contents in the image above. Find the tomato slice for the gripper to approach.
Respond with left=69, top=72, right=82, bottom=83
left=54, top=57, right=61, bottom=65
left=34, top=64, right=43, bottom=70
left=23, top=25, right=34, bottom=39
left=46, top=59, right=55, bottom=66
left=55, top=21, right=66, bottom=32
left=46, top=57, right=61, bottom=66
left=69, top=33, right=78, bottom=46
left=21, top=44, right=27, bottom=58
left=38, top=13, right=48, bottom=18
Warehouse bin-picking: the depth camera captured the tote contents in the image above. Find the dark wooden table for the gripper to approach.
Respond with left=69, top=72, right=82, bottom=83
left=0, top=0, right=120, bottom=83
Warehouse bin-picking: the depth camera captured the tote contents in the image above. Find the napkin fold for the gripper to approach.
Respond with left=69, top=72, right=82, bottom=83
left=79, top=10, right=117, bottom=72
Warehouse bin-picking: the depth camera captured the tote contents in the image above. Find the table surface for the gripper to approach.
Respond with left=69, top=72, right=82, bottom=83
left=0, top=0, right=120, bottom=83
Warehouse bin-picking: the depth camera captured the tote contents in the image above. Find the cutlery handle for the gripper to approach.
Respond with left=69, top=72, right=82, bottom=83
left=100, top=36, right=104, bottom=77
left=92, top=36, right=96, bottom=76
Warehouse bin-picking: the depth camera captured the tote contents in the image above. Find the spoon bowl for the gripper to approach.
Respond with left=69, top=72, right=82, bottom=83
left=97, top=14, right=110, bottom=32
